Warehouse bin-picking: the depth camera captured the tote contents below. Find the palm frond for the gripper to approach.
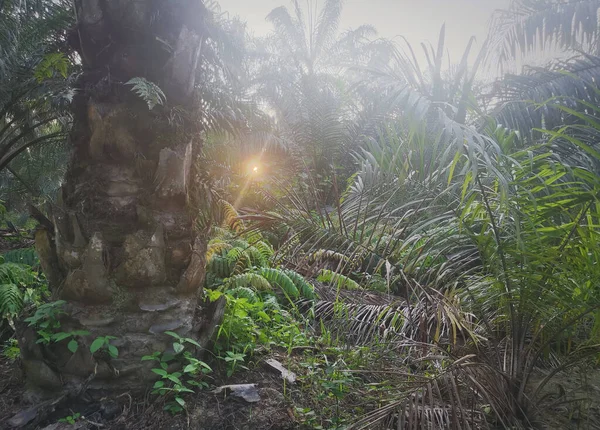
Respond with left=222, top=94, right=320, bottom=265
left=488, top=0, right=600, bottom=66
left=490, top=54, right=600, bottom=142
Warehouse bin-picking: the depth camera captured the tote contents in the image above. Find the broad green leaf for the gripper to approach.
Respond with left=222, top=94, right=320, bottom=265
left=67, top=339, right=78, bottom=353
left=52, top=332, right=72, bottom=342
left=173, top=342, right=184, bottom=354
left=152, top=368, right=168, bottom=377
left=90, top=338, right=105, bottom=354
left=108, top=345, right=119, bottom=358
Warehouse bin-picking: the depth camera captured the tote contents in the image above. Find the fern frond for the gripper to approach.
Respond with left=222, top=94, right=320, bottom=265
left=125, top=77, right=166, bottom=110
left=206, top=241, right=233, bottom=261
left=317, top=269, right=362, bottom=291
left=207, top=255, right=233, bottom=278
left=263, top=295, right=283, bottom=312
left=2, top=248, right=39, bottom=267
left=0, top=262, right=36, bottom=285
left=273, top=234, right=300, bottom=264
left=227, top=239, right=250, bottom=249
left=244, top=246, right=269, bottom=268
left=0, top=283, right=24, bottom=318
left=210, top=226, right=234, bottom=240
left=226, top=273, right=272, bottom=292
left=282, top=269, right=316, bottom=300
left=253, top=240, right=274, bottom=261
left=205, top=272, right=224, bottom=289
left=227, top=247, right=252, bottom=275
left=241, top=230, right=265, bottom=244
left=258, top=268, right=299, bottom=298
left=220, top=200, right=244, bottom=233
left=225, top=286, right=260, bottom=303
left=307, top=249, right=351, bottom=265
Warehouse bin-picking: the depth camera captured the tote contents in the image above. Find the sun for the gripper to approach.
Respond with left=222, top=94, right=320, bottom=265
left=252, top=166, right=259, bottom=173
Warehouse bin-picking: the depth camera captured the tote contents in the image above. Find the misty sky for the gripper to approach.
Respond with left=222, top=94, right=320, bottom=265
left=217, top=0, right=511, bottom=62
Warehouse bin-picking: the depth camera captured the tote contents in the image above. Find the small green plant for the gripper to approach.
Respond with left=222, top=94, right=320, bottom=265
left=207, top=289, right=311, bottom=373
left=24, top=301, right=89, bottom=352
left=294, top=407, right=323, bottom=430
left=90, top=335, right=119, bottom=358
left=2, top=248, right=40, bottom=267
left=34, top=52, right=68, bottom=83
left=58, top=412, right=81, bottom=425
left=2, top=338, right=20, bottom=361
left=221, top=350, right=247, bottom=377
left=49, top=330, right=90, bottom=353
left=126, top=77, right=166, bottom=110
left=23, top=300, right=65, bottom=330
left=0, top=261, right=48, bottom=323
left=142, top=331, right=212, bottom=414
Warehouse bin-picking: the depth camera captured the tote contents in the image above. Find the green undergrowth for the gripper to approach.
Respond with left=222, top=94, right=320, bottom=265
left=0, top=248, right=46, bottom=319
left=198, top=216, right=416, bottom=428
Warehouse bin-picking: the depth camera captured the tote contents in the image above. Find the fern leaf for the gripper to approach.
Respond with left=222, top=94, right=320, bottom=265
left=0, top=263, right=36, bottom=285
left=258, top=268, right=299, bottom=298
left=226, top=273, right=272, bottom=292
left=2, top=248, right=39, bottom=267
left=263, top=295, right=282, bottom=312
left=308, top=249, right=351, bottom=265
left=210, top=226, right=234, bottom=240
left=207, top=255, right=232, bottom=279
left=219, top=200, right=244, bottom=233
left=225, top=286, right=260, bottom=303
left=253, top=240, right=274, bottom=261
left=227, top=239, right=250, bottom=249
left=317, top=269, right=362, bottom=291
left=125, top=77, right=166, bottom=110
left=206, top=242, right=233, bottom=261
left=226, top=248, right=252, bottom=274
left=245, top=246, right=268, bottom=268
left=282, top=269, right=316, bottom=300
left=0, top=283, right=24, bottom=318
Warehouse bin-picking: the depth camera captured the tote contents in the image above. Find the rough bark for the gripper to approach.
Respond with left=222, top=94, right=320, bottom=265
left=20, top=0, right=214, bottom=394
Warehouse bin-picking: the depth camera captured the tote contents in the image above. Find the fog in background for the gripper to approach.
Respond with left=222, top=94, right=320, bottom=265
left=218, top=0, right=511, bottom=63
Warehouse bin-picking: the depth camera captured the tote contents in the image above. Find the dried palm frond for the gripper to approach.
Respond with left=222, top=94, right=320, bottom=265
left=348, top=357, right=499, bottom=430
left=303, top=285, right=477, bottom=348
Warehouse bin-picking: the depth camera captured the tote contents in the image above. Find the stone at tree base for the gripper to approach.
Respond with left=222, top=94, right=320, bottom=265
left=22, top=360, right=62, bottom=390
left=40, top=423, right=87, bottom=430
left=149, top=319, right=185, bottom=334
left=139, top=297, right=180, bottom=312
left=196, top=295, right=226, bottom=349
left=7, top=407, right=38, bottom=428
left=60, top=345, right=96, bottom=378
left=78, top=316, right=115, bottom=327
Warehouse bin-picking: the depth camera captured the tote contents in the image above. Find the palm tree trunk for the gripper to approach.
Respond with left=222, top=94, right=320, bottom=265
left=23, top=0, right=210, bottom=392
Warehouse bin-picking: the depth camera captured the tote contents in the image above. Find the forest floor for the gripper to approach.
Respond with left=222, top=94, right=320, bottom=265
left=1, top=351, right=301, bottom=430
left=4, top=340, right=600, bottom=429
